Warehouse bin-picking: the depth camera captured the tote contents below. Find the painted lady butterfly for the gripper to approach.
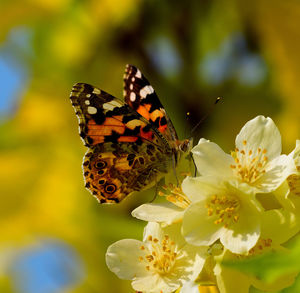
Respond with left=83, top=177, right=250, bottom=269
left=70, top=65, right=191, bottom=203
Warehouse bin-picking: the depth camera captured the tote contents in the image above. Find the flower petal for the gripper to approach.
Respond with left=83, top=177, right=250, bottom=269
left=220, top=215, right=260, bottom=254
left=105, top=239, right=148, bottom=280
left=191, top=138, right=234, bottom=177
left=182, top=200, right=225, bottom=246
left=182, top=176, right=225, bottom=203
left=214, top=262, right=251, bottom=293
left=260, top=209, right=300, bottom=245
left=132, top=273, right=178, bottom=293
left=255, top=154, right=297, bottom=193
left=132, top=203, right=184, bottom=225
left=180, top=281, right=201, bottom=293
left=143, top=222, right=163, bottom=242
left=235, top=116, right=281, bottom=160
left=175, top=244, right=207, bottom=282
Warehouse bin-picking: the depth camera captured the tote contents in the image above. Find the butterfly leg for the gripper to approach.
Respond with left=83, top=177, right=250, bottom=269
left=190, top=152, right=197, bottom=177
left=149, top=176, right=158, bottom=203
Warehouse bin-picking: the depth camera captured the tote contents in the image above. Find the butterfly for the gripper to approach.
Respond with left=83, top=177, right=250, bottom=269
left=70, top=64, right=191, bottom=204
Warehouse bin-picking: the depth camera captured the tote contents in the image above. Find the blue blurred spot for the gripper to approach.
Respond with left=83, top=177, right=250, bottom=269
left=0, top=57, right=26, bottom=116
left=0, top=26, right=31, bottom=118
left=147, top=36, right=182, bottom=78
left=10, top=240, right=84, bottom=293
left=200, top=53, right=231, bottom=85
left=200, top=33, right=267, bottom=86
left=8, top=27, right=34, bottom=56
left=237, top=55, right=267, bottom=86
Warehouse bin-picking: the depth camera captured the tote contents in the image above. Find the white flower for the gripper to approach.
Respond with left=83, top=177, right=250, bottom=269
left=132, top=184, right=190, bottom=226
left=192, top=116, right=296, bottom=194
left=182, top=176, right=263, bottom=254
left=106, top=222, right=207, bottom=293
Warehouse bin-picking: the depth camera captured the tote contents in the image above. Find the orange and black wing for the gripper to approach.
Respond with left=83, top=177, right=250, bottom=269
left=123, top=64, right=178, bottom=143
left=70, top=82, right=167, bottom=148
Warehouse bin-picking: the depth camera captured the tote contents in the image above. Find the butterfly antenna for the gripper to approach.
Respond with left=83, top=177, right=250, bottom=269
left=183, top=111, right=191, bottom=139
left=190, top=97, right=222, bottom=135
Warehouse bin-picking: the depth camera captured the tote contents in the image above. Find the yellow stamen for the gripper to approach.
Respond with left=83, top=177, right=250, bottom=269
left=230, top=146, right=269, bottom=184
left=139, top=233, right=178, bottom=275
left=206, top=194, right=240, bottom=228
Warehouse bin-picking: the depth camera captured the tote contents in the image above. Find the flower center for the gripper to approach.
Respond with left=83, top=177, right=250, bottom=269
left=206, top=194, right=240, bottom=228
left=159, top=184, right=191, bottom=209
left=230, top=140, right=268, bottom=184
left=287, top=174, right=300, bottom=196
left=139, top=235, right=177, bottom=275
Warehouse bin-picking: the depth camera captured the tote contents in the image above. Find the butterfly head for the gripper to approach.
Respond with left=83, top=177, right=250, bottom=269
left=178, top=138, right=193, bottom=153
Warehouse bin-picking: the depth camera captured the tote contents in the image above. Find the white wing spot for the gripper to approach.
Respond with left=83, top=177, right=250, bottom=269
left=86, top=94, right=91, bottom=98
left=85, top=100, right=90, bottom=105
left=140, top=85, right=154, bottom=99
left=131, top=77, right=135, bottom=82
left=135, top=69, right=142, bottom=78
left=103, top=100, right=123, bottom=111
left=130, top=83, right=134, bottom=90
left=130, top=92, right=136, bottom=102
left=92, top=88, right=101, bottom=94
left=87, top=106, right=97, bottom=114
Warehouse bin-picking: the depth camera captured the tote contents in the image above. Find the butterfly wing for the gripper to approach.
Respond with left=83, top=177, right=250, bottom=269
left=70, top=82, right=173, bottom=203
left=123, top=64, right=178, bottom=143
left=70, top=82, right=168, bottom=148
left=83, top=142, right=170, bottom=203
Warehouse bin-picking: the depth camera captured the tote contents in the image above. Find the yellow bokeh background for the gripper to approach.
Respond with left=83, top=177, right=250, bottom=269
left=0, top=0, right=299, bottom=292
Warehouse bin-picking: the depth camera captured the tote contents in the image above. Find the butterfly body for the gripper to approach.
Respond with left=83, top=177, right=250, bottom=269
left=70, top=65, right=190, bottom=203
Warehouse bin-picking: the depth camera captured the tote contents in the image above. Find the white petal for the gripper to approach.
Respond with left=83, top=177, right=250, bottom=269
left=132, top=203, right=184, bottom=225
left=225, top=180, right=262, bottom=212
left=220, top=204, right=260, bottom=254
left=105, top=239, right=149, bottom=280
left=191, top=139, right=234, bottom=177
left=182, top=200, right=225, bottom=246
left=143, top=222, right=163, bottom=242
left=255, top=154, right=297, bottom=193
left=180, top=281, right=200, bottom=293
left=260, top=209, right=300, bottom=245
left=175, top=244, right=207, bottom=281
left=220, top=222, right=260, bottom=255
left=236, top=116, right=281, bottom=160
left=132, top=273, right=179, bottom=293
left=161, top=222, right=187, bottom=248
left=182, top=176, right=225, bottom=203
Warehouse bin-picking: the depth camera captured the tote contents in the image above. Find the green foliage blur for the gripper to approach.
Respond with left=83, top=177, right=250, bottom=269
left=0, top=0, right=300, bottom=292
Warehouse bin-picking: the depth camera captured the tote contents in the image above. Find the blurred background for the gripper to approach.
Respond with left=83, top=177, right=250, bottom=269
left=0, top=0, right=300, bottom=292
